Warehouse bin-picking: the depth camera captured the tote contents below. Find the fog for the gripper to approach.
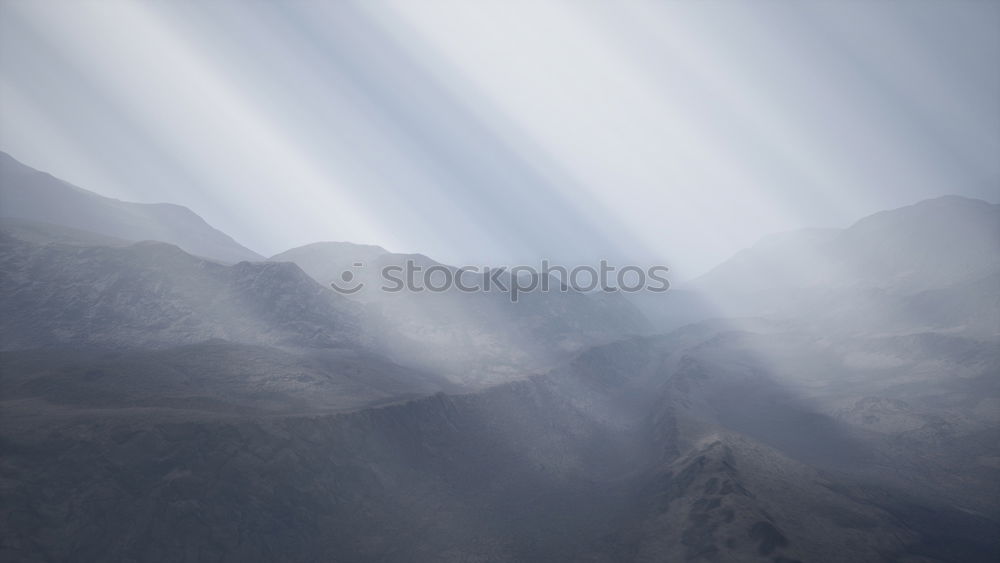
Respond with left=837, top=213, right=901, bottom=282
left=2, top=0, right=997, bottom=277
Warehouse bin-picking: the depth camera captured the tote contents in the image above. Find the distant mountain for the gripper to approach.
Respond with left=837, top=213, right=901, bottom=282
left=0, top=152, right=262, bottom=264
left=271, top=242, right=651, bottom=385
left=696, top=195, right=1000, bottom=295
left=635, top=196, right=1000, bottom=335
left=0, top=232, right=357, bottom=351
left=0, top=227, right=452, bottom=413
left=270, top=241, right=394, bottom=296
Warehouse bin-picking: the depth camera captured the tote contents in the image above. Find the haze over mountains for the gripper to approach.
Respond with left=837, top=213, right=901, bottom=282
left=0, top=152, right=262, bottom=264
left=636, top=195, right=1000, bottom=337
left=697, top=196, right=1000, bottom=294
left=271, top=241, right=650, bottom=385
left=0, top=154, right=998, bottom=562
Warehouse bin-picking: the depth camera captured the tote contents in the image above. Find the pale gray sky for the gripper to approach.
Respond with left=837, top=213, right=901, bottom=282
left=1, top=0, right=998, bottom=278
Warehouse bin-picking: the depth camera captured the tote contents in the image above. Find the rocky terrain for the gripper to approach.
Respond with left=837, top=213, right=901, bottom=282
left=272, top=241, right=650, bottom=386
left=2, top=326, right=997, bottom=562
left=0, top=157, right=997, bottom=561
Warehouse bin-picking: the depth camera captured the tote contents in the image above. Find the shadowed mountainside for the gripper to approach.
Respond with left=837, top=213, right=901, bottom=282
left=0, top=228, right=455, bottom=414
left=2, top=327, right=997, bottom=562
left=0, top=233, right=358, bottom=351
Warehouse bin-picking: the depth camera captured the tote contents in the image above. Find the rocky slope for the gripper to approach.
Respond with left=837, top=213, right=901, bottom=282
left=1, top=176, right=997, bottom=561
left=0, top=233, right=358, bottom=351
left=0, top=227, right=454, bottom=415
left=3, top=323, right=997, bottom=562
left=271, top=241, right=650, bottom=386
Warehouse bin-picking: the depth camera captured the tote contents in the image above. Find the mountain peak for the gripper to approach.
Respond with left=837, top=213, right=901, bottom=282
left=0, top=152, right=263, bottom=264
left=270, top=240, right=389, bottom=260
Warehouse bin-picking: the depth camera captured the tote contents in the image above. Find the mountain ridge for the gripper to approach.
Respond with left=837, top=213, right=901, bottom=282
left=0, top=152, right=263, bottom=264
left=634, top=195, right=1000, bottom=335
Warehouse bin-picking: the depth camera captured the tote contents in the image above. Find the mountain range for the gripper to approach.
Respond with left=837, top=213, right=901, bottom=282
left=0, top=152, right=997, bottom=562
left=270, top=241, right=650, bottom=386
left=635, top=195, right=1000, bottom=338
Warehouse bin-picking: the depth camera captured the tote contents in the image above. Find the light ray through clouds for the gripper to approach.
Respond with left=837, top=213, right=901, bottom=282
left=388, top=0, right=796, bottom=260
left=1, top=0, right=997, bottom=278
left=8, top=0, right=384, bottom=249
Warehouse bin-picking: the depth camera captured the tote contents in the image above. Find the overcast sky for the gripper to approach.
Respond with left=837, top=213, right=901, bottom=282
left=1, top=0, right=998, bottom=277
